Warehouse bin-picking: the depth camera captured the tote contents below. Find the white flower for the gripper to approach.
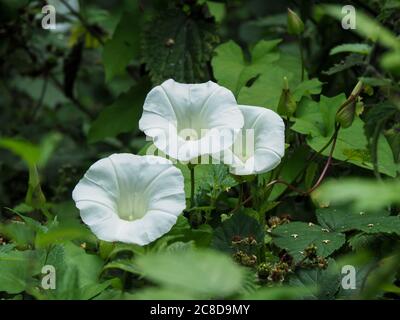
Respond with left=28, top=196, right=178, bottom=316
left=72, top=154, right=186, bottom=245
left=217, top=105, right=285, bottom=175
left=139, top=79, right=244, bottom=161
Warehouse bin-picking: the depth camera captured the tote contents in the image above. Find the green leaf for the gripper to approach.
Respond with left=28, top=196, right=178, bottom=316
left=238, top=63, right=297, bottom=112
left=316, top=207, right=400, bottom=235
left=42, top=242, right=104, bottom=299
left=35, top=220, right=95, bottom=248
left=288, top=259, right=340, bottom=299
left=212, top=212, right=264, bottom=253
left=88, top=80, right=150, bottom=143
left=0, top=133, right=61, bottom=168
left=0, top=221, right=35, bottom=248
left=323, top=54, right=365, bottom=76
left=103, top=259, right=142, bottom=275
left=176, top=163, right=237, bottom=198
left=135, top=248, right=245, bottom=298
left=102, top=9, right=142, bottom=82
left=292, top=95, right=399, bottom=177
left=205, top=1, right=226, bottom=23
left=330, top=43, right=372, bottom=55
left=0, top=249, right=45, bottom=294
left=142, top=8, right=219, bottom=84
left=314, top=178, right=400, bottom=211
left=271, top=222, right=346, bottom=262
left=212, top=40, right=280, bottom=95
left=0, top=138, right=40, bottom=167
left=292, top=78, right=323, bottom=101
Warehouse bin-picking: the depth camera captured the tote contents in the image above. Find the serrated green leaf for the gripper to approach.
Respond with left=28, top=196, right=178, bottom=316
left=316, top=207, right=400, bottom=235
left=271, top=222, right=346, bottom=262
left=0, top=249, right=45, bottom=294
left=212, top=212, right=264, bottom=253
left=287, top=259, right=340, bottom=299
left=142, top=8, right=219, bottom=84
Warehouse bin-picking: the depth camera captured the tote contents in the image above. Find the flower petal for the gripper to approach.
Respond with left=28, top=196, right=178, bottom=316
left=72, top=153, right=186, bottom=245
left=139, top=79, right=244, bottom=161
left=227, top=105, right=285, bottom=175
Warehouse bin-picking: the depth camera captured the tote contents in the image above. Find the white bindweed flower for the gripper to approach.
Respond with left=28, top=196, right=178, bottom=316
left=72, top=154, right=186, bottom=245
left=216, top=105, right=285, bottom=175
left=139, top=79, right=244, bottom=161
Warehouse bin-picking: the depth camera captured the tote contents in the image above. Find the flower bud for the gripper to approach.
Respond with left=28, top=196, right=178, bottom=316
left=335, top=81, right=363, bottom=128
left=335, top=99, right=356, bottom=128
left=287, top=8, right=304, bottom=35
left=277, top=77, right=297, bottom=117
left=25, top=165, right=46, bottom=209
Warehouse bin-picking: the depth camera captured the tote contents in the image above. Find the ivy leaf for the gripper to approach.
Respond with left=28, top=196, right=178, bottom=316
left=142, top=8, right=219, bottom=84
left=102, top=9, right=142, bottom=82
left=212, top=212, right=264, bottom=254
left=212, top=39, right=280, bottom=95
left=271, top=222, right=346, bottom=262
left=288, top=259, right=340, bottom=299
left=135, top=248, right=245, bottom=298
left=88, top=80, right=150, bottom=143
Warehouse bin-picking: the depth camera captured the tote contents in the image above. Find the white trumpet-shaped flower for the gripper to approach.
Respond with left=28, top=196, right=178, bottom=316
left=72, top=154, right=186, bottom=245
left=139, top=79, right=244, bottom=161
left=217, top=105, right=285, bottom=175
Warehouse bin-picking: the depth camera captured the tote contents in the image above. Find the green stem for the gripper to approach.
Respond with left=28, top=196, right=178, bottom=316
left=189, top=164, right=195, bottom=208
left=299, top=35, right=305, bottom=81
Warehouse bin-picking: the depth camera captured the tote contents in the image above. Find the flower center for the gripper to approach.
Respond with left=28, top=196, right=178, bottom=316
left=177, top=116, right=209, bottom=141
left=117, top=191, right=148, bottom=221
left=232, top=129, right=255, bottom=162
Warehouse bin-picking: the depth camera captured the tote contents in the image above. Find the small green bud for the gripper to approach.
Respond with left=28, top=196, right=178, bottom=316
left=335, top=81, right=363, bottom=128
left=287, top=8, right=304, bottom=35
left=277, top=77, right=297, bottom=117
left=335, top=100, right=356, bottom=128
left=25, top=165, right=46, bottom=209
